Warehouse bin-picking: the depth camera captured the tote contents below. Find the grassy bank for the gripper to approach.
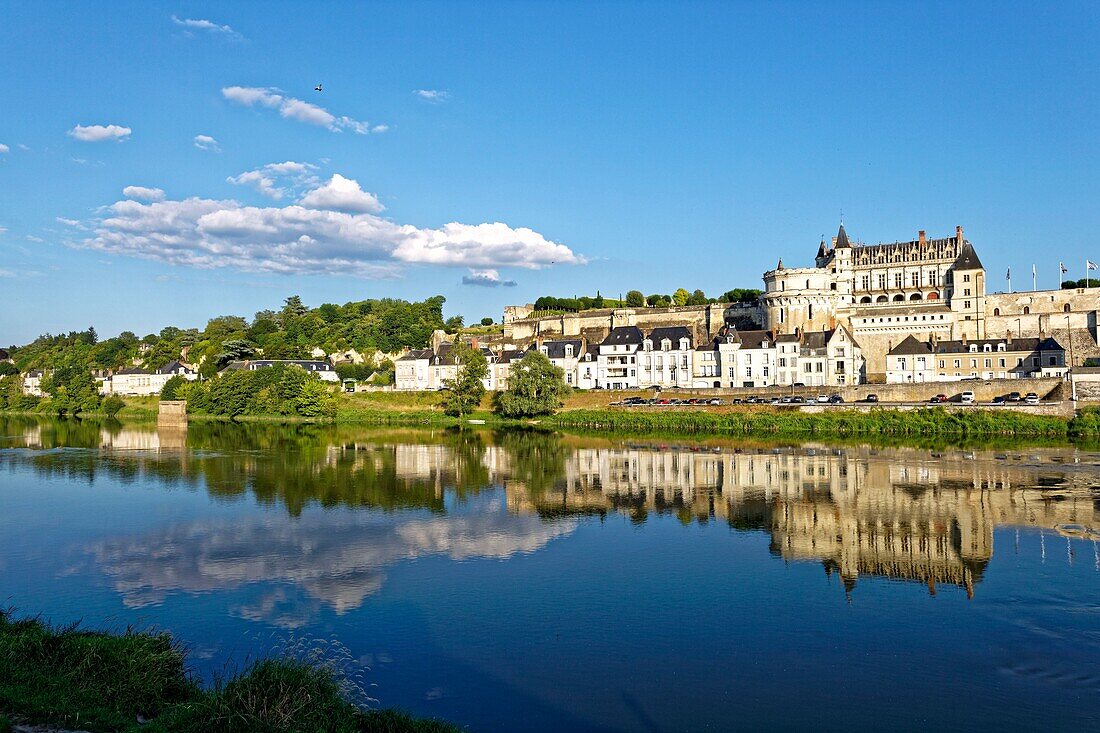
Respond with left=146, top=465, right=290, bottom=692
left=0, top=612, right=458, bottom=733
left=549, top=407, right=1074, bottom=438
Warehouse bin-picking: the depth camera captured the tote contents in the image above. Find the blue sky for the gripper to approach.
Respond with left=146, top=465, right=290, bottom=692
left=2, top=1, right=1100, bottom=344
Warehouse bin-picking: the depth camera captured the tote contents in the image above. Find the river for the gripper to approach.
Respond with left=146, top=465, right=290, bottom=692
left=1, top=417, right=1098, bottom=731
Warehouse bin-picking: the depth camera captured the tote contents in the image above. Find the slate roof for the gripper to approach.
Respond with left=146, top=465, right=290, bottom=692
left=834, top=223, right=851, bottom=249
left=733, top=329, right=777, bottom=349
left=601, top=326, right=644, bottom=346
left=931, top=337, right=1062, bottom=355
left=953, top=240, right=983, bottom=270
left=888, top=335, right=933, bottom=356
left=155, top=360, right=194, bottom=374
left=531, top=339, right=583, bottom=359
left=115, top=367, right=150, bottom=375
left=398, top=348, right=434, bottom=362
left=646, top=326, right=692, bottom=348
left=251, top=359, right=334, bottom=371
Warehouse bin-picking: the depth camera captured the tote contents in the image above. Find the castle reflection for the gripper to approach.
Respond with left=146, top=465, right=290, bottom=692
left=4, top=417, right=1098, bottom=601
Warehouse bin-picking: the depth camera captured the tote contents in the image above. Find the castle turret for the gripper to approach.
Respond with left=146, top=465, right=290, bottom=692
left=948, top=228, right=985, bottom=339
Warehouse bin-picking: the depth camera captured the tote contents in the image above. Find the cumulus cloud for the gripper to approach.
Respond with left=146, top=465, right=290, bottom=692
left=227, top=161, right=318, bottom=200
left=67, top=175, right=583, bottom=278
left=193, top=134, right=220, bottom=152
left=462, top=268, right=517, bottom=287
left=222, top=86, right=383, bottom=134
left=298, top=174, right=382, bottom=213
left=0, top=143, right=8, bottom=154
left=68, top=124, right=131, bottom=142
left=122, top=185, right=166, bottom=202
left=171, top=15, right=241, bottom=37
left=413, top=89, right=450, bottom=103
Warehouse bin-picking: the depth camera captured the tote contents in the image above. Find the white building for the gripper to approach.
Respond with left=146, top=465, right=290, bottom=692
left=597, top=326, right=643, bottom=390
left=109, top=360, right=199, bottom=396
left=22, top=370, right=44, bottom=396
left=222, top=359, right=340, bottom=383
left=637, top=327, right=694, bottom=388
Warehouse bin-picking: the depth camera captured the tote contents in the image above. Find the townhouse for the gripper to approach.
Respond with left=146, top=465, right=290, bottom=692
left=886, top=335, right=1067, bottom=383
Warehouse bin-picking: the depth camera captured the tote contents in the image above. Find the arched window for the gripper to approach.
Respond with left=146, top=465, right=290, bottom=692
left=860, top=296, right=872, bottom=304
left=909, top=293, right=922, bottom=300
left=876, top=295, right=888, bottom=303
left=1023, top=306, right=1030, bottom=315
left=993, top=308, right=1000, bottom=316
left=927, top=291, right=940, bottom=300
left=893, top=294, right=905, bottom=301
left=1064, top=303, right=1071, bottom=313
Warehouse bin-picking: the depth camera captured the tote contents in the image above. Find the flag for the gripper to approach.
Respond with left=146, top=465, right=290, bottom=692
left=1061, top=262, right=1068, bottom=274
left=1006, top=267, right=1011, bottom=279
left=1089, top=260, right=1098, bottom=271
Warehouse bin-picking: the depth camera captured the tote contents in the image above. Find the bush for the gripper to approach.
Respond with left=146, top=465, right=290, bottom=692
left=493, top=351, right=569, bottom=418
left=160, top=375, right=186, bottom=400
left=184, top=365, right=337, bottom=419
left=102, top=394, right=125, bottom=417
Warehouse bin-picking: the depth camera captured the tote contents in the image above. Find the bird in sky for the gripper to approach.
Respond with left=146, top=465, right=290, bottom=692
left=314, top=83, right=323, bottom=92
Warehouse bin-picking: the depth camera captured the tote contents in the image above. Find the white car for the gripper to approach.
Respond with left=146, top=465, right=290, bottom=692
left=959, top=391, right=975, bottom=404
left=1024, top=393, right=1040, bottom=404
left=816, top=395, right=829, bottom=403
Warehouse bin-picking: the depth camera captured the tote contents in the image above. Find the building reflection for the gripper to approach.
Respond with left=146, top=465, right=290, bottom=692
left=2, top=416, right=1098, bottom=604
left=504, top=443, right=1100, bottom=597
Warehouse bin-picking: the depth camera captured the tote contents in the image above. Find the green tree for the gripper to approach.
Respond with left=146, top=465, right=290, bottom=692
left=102, top=394, right=125, bottom=417
left=672, top=288, right=691, bottom=306
left=480, top=317, right=494, bottom=326
left=0, top=362, right=17, bottom=377
left=493, top=351, right=569, bottom=418
left=688, top=289, right=709, bottom=305
left=160, top=374, right=187, bottom=400
left=625, top=290, right=645, bottom=307
left=295, top=378, right=338, bottom=418
left=440, top=344, right=487, bottom=417
left=444, top=315, right=465, bottom=334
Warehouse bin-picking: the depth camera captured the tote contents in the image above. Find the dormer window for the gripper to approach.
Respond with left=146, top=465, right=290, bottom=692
left=762, top=340, right=769, bottom=349
left=679, top=338, right=689, bottom=350
left=997, top=343, right=1006, bottom=352
left=565, top=345, right=574, bottom=357
left=540, top=346, right=548, bottom=356
left=643, top=340, right=653, bottom=352
left=969, top=345, right=977, bottom=353
left=661, top=339, right=672, bottom=351
left=983, top=344, right=991, bottom=352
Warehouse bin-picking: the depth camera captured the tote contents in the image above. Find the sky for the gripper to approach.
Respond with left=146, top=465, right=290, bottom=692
left=2, top=1, right=1100, bottom=345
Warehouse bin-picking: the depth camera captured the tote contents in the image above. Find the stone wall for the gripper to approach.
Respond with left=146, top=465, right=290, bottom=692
left=157, top=400, right=188, bottom=427
left=985, top=288, right=1100, bottom=365
left=502, top=303, right=762, bottom=346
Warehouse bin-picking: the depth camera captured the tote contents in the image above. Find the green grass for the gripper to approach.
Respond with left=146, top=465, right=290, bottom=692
left=550, top=407, right=1073, bottom=438
left=0, top=612, right=459, bottom=733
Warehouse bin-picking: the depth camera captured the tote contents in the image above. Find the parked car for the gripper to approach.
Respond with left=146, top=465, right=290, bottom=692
left=862, top=394, right=879, bottom=403
left=792, top=382, right=806, bottom=388
left=790, top=396, right=805, bottom=404
left=959, top=390, right=975, bottom=404
left=816, top=395, right=829, bottom=403
left=928, top=394, right=948, bottom=404
left=828, top=394, right=844, bottom=404
left=769, top=397, right=781, bottom=405
left=991, top=395, right=1006, bottom=405
left=1006, top=391, right=1022, bottom=403
left=708, top=398, right=723, bottom=405
left=1024, top=392, right=1040, bottom=404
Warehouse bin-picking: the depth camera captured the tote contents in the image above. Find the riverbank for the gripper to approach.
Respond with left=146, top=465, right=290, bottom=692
left=6, top=391, right=1100, bottom=439
left=0, top=612, right=458, bottom=733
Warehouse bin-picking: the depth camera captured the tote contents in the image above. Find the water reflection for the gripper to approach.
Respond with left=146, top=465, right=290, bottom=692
left=2, top=416, right=1098, bottom=614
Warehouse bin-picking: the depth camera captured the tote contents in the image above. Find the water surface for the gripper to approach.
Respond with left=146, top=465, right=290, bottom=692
left=1, top=417, right=1098, bottom=731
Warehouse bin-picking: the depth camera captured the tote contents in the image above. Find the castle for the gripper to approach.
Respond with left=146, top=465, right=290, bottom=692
left=501, top=224, right=1100, bottom=381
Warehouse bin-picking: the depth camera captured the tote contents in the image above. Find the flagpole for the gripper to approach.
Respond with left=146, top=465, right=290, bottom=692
left=1033, top=265, right=1037, bottom=292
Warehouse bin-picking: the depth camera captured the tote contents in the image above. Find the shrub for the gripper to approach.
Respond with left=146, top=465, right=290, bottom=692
left=160, top=374, right=186, bottom=400
left=102, top=394, right=125, bottom=417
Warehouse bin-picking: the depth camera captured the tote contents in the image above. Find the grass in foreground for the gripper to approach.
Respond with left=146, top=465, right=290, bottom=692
left=0, top=612, right=458, bottom=733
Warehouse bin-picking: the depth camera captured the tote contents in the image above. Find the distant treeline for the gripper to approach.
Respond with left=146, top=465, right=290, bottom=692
left=533, top=288, right=762, bottom=313
left=1061, top=279, right=1100, bottom=289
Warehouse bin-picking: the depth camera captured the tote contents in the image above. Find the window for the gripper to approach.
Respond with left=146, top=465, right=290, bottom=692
left=964, top=300, right=971, bottom=309
left=929, top=271, right=938, bottom=286
left=746, top=367, right=752, bottom=378
left=861, top=275, right=870, bottom=290
left=877, top=273, right=887, bottom=289
left=1023, top=306, right=1030, bottom=315
left=1049, top=356, right=1057, bottom=366
left=939, top=360, right=945, bottom=368
left=999, top=358, right=1006, bottom=368
left=894, top=272, right=903, bottom=288
left=964, top=274, right=971, bottom=282
left=911, top=272, right=920, bottom=287
left=898, top=358, right=907, bottom=370
left=1064, top=304, right=1071, bottom=313
left=808, top=304, right=814, bottom=320
left=763, top=367, right=769, bottom=377
left=971, top=359, right=977, bottom=368
left=984, top=358, right=992, bottom=368
left=993, top=308, right=1000, bottom=316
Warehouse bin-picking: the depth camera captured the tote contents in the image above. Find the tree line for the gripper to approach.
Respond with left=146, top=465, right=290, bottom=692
left=532, top=288, right=761, bottom=313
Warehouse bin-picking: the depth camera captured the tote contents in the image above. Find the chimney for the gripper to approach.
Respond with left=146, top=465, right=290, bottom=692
left=918, top=230, right=926, bottom=246
left=471, top=337, right=479, bottom=350
left=961, top=333, right=968, bottom=346
left=1006, top=329, right=1012, bottom=347
left=956, top=225, right=964, bottom=244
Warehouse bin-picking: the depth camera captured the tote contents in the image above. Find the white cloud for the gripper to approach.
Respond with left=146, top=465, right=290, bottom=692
left=222, top=86, right=383, bottom=134
left=171, top=15, right=240, bottom=38
left=227, top=161, right=319, bottom=200
left=193, top=134, right=220, bottom=152
left=68, top=124, right=132, bottom=142
left=298, top=174, right=382, bottom=213
left=0, top=269, right=15, bottom=278
left=56, top=217, right=86, bottom=229
left=414, top=89, right=450, bottom=103
left=122, top=186, right=166, bottom=202
left=462, top=268, right=517, bottom=287
left=0, top=143, right=9, bottom=154
left=26, top=235, right=45, bottom=243
left=69, top=176, right=583, bottom=278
